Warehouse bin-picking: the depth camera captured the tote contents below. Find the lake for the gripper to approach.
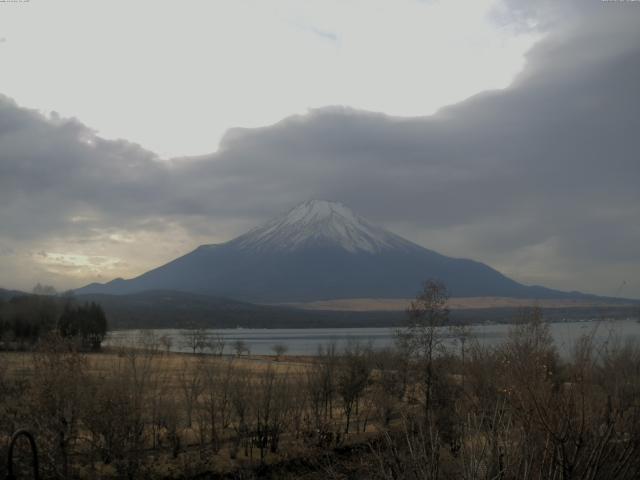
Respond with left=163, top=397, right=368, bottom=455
left=105, top=318, right=640, bottom=357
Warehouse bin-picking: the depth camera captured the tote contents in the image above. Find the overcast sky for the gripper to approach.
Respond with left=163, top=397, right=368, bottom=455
left=1, top=0, right=639, bottom=298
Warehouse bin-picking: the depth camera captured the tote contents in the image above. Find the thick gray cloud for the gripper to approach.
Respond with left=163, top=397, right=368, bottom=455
left=0, top=0, right=639, bottom=297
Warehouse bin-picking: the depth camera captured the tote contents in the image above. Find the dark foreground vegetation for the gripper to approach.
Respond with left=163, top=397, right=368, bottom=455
left=2, top=281, right=640, bottom=479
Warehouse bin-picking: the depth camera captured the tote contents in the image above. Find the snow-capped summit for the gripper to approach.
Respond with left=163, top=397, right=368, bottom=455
left=229, top=200, right=416, bottom=253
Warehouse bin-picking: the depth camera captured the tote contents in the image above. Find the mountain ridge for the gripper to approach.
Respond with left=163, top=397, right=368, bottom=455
left=75, top=200, right=608, bottom=302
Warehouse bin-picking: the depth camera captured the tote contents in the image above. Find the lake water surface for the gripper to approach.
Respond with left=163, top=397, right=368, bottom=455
left=106, top=318, right=640, bottom=357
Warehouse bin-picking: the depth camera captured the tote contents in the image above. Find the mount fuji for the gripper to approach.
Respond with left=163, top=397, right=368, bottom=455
left=76, top=200, right=587, bottom=302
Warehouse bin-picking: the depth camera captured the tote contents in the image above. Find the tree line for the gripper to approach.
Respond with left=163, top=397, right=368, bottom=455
left=0, top=290, right=108, bottom=350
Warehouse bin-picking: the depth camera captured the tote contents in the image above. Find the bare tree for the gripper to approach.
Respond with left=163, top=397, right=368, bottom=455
left=271, top=343, right=288, bottom=360
left=200, top=357, right=234, bottom=452
left=229, top=367, right=253, bottom=459
left=253, top=367, right=292, bottom=461
left=232, top=339, right=249, bottom=357
left=32, top=283, right=58, bottom=296
left=450, top=323, right=473, bottom=388
left=30, top=335, right=88, bottom=478
left=304, top=344, right=339, bottom=446
left=177, top=358, right=203, bottom=428
left=210, top=332, right=226, bottom=356
left=370, top=348, right=405, bottom=428
left=138, top=329, right=161, bottom=353
left=337, top=341, right=371, bottom=434
left=159, top=333, right=173, bottom=353
left=398, top=280, right=450, bottom=420
left=181, top=325, right=209, bottom=354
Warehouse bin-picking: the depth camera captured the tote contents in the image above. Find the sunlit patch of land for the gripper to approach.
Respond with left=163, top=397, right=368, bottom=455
left=281, top=296, right=635, bottom=311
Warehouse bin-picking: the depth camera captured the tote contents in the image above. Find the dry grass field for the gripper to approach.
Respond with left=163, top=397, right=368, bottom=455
left=1, top=349, right=313, bottom=382
left=0, top=343, right=388, bottom=479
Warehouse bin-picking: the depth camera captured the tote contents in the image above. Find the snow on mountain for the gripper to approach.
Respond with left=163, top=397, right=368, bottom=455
left=229, top=200, right=416, bottom=253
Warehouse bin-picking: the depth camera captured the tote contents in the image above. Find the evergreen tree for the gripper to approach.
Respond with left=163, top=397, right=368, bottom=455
left=57, top=301, right=108, bottom=350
